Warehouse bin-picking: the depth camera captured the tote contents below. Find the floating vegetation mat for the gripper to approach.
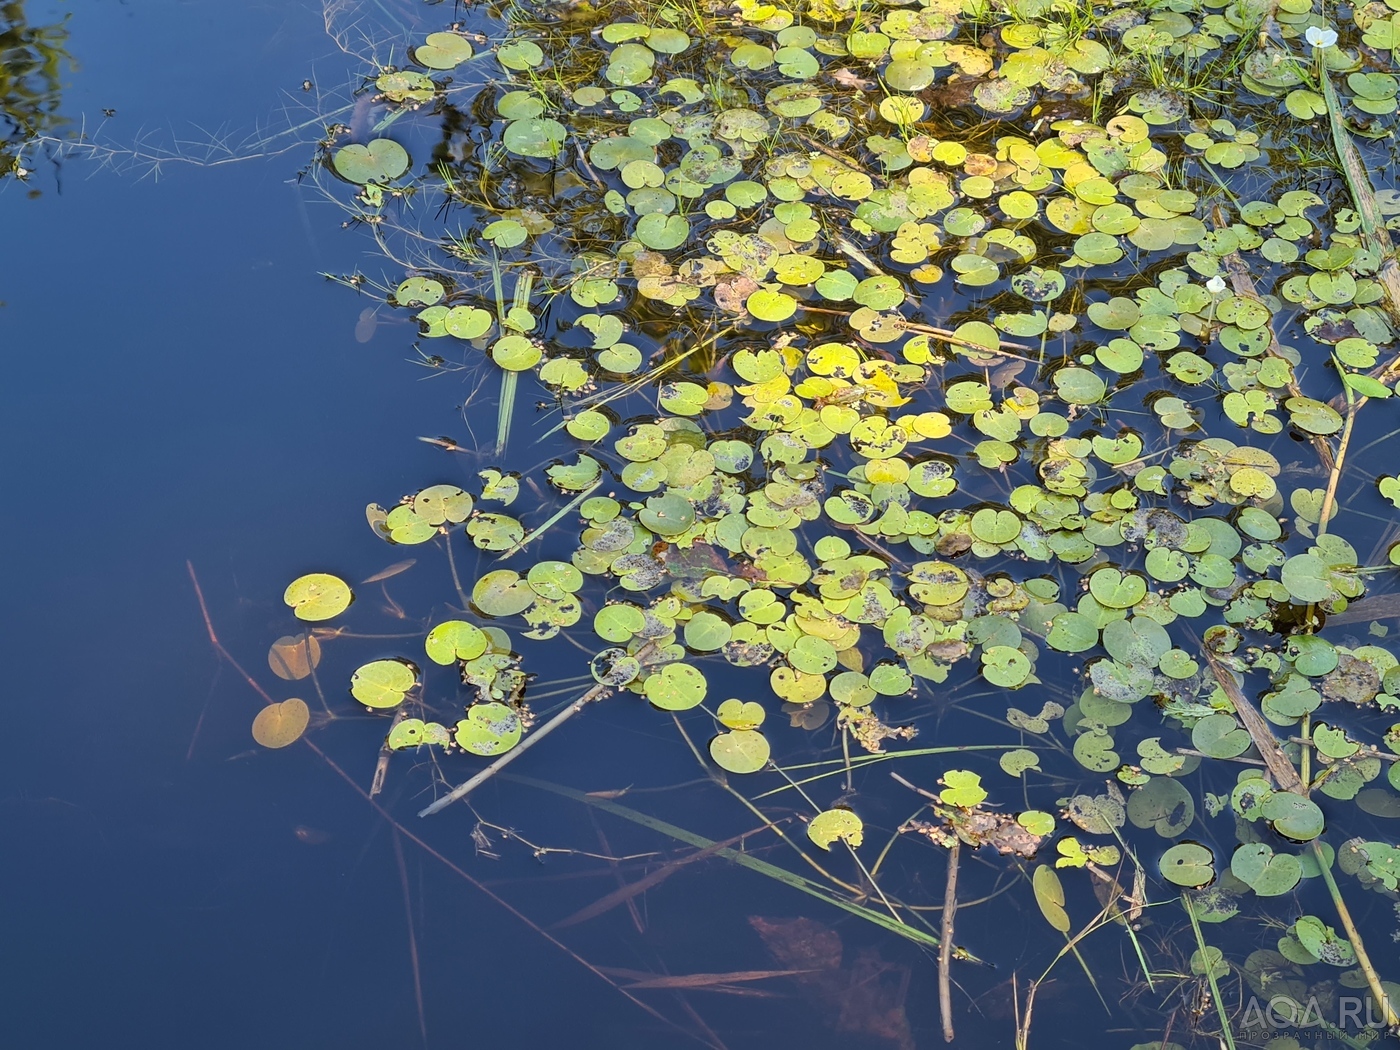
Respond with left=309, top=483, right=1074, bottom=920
left=260, top=0, right=1400, bottom=1042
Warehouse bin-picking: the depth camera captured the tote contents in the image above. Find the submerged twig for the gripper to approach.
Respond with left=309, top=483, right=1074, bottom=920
left=939, top=838, right=959, bottom=1043
left=186, top=566, right=705, bottom=1045
left=391, top=827, right=428, bottom=1046
left=553, top=824, right=771, bottom=929
left=418, top=641, right=657, bottom=816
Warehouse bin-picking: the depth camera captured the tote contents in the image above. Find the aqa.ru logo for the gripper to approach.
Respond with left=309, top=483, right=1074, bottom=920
left=1239, top=994, right=1396, bottom=1032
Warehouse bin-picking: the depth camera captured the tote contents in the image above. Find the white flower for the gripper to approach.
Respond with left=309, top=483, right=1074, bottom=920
left=1305, top=26, right=1338, bottom=48
left=1206, top=275, right=1227, bottom=294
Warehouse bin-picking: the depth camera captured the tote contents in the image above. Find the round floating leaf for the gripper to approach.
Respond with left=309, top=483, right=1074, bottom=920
left=251, top=698, right=310, bottom=749
left=425, top=620, right=489, bottom=665
left=1053, top=367, right=1107, bottom=405
left=1046, top=612, right=1098, bottom=653
left=492, top=336, right=541, bottom=371
left=717, top=699, right=766, bottom=730
left=332, top=139, right=409, bottom=184
left=1000, top=748, right=1041, bottom=776
left=808, top=808, right=863, bottom=850
left=443, top=306, right=493, bottom=341
left=527, top=560, right=584, bottom=600
left=455, top=702, right=522, bottom=756
left=284, top=573, right=352, bottom=621
left=639, top=492, right=696, bottom=536
left=710, top=730, right=770, bottom=773
left=982, top=645, right=1032, bottom=687
left=685, top=611, right=733, bottom=652
left=1263, top=792, right=1325, bottom=841
left=1089, top=568, right=1147, bottom=609
left=472, top=569, right=536, bottom=617
left=415, top=31, right=474, bottom=69
left=396, top=276, right=444, bottom=306
left=1127, top=776, right=1194, bottom=837
left=378, top=70, right=436, bottom=103
left=388, top=718, right=429, bottom=750
left=1281, top=554, right=1335, bottom=604
left=748, top=289, right=797, bottom=322
left=635, top=213, right=690, bottom=250
left=1192, top=713, right=1251, bottom=758
left=268, top=633, right=321, bottom=680
left=644, top=663, right=707, bottom=710
left=497, top=40, right=543, bottom=69
left=350, top=659, right=416, bottom=709
left=503, top=117, right=566, bottom=158
left=1161, top=843, right=1215, bottom=887
left=413, top=484, right=472, bottom=525
left=1294, top=915, right=1356, bottom=967
left=940, top=770, right=988, bottom=807
left=1232, top=842, right=1302, bottom=896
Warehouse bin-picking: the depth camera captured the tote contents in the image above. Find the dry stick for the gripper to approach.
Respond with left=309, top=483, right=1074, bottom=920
left=1321, top=68, right=1400, bottom=330
left=1320, top=64, right=1400, bottom=413
left=372, top=707, right=408, bottom=798
left=1202, top=649, right=1304, bottom=793
left=1316, top=372, right=1357, bottom=540
left=797, top=305, right=1037, bottom=355
left=442, top=531, right=470, bottom=609
left=794, top=134, right=885, bottom=185
left=418, top=641, right=658, bottom=817
left=1204, top=649, right=1398, bottom=1025
left=939, top=838, right=960, bottom=1043
left=1313, top=839, right=1400, bottom=1028
left=184, top=566, right=701, bottom=1045
left=391, top=827, right=428, bottom=1046
left=589, top=811, right=646, bottom=935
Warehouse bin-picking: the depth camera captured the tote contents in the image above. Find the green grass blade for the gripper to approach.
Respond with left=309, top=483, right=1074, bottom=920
left=507, top=773, right=941, bottom=950
left=1182, top=893, right=1238, bottom=1050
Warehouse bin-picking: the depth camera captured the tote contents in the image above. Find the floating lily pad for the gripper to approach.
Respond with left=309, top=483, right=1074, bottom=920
left=350, top=659, right=416, bottom=709
left=333, top=139, right=409, bottom=184
left=1161, top=842, right=1215, bottom=887
left=415, top=32, right=474, bottom=69
left=284, top=573, right=352, bottom=621
left=425, top=620, right=489, bottom=665
left=455, top=702, right=522, bottom=756
left=252, top=698, right=310, bottom=749
left=710, top=730, right=770, bottom=773
left=808, top=808, right=863, bottom=850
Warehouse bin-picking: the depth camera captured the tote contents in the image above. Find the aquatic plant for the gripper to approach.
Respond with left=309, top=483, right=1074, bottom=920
left=261, top=0, right=1400, bottom=1041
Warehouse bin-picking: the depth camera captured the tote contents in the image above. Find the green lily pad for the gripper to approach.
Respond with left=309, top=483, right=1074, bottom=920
left=416, top=32, right=474, bottom=69
left=284, top=573, right=352, bottom=621
left=350, top=659, right=416, bottom=709
left=1262, top=792, right=1325, bottom=840
left=1161, top=843, right=1215, bottom=887
left=333, top=139, right=409, bottom=184
left=808, top=808, right=863, bottom=850
left=455, top=702, right=522, bottom=756
left=644, top=663, right=707, bottom=710
left=425, top=620, right=489, bottom=665
left=710, top=730, right=770, bottom=773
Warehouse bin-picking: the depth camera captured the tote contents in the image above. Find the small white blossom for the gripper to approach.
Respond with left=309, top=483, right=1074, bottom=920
left=1206, top=275, right=1227, bottom=293
left=1305, top=26, right=1338, bottom=48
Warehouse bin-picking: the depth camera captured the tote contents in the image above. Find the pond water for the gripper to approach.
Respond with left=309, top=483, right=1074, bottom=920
left=11, top=0, right=1400, bottom=1048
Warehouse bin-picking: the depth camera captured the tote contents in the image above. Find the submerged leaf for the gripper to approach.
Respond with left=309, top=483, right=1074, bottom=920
left=252, top=699, right=310, bottom=749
